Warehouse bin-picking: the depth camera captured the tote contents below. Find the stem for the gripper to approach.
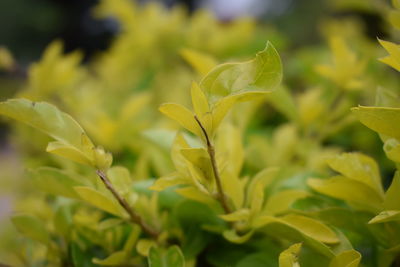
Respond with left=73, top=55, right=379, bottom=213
left=194, top=115, right=232, bottom=214
left=96, top=170, right=159, bottom=239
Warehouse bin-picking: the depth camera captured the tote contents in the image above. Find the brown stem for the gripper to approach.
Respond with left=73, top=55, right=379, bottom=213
left=96, top=170, right=159, bottom=239
left=194, top=115, right=232, bottom=214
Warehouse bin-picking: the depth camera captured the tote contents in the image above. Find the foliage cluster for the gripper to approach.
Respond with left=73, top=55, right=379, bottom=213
left=1, top=0, right=400, bottom=266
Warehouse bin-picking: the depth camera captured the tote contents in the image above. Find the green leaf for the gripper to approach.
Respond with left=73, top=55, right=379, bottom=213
left=92, top=251, right=127, bottom=265
left=200, top=42, right=282, bottom=103
left=329, top=250, right=361, bottom=267
left=219, top=209, right=250, bottom=222
left=150, top=173, right=189, bottom=192
left=351, top=106, right=400, bottom=140
left=107, top=166, right=132, bottom=196
left=53, top=206, right=72, bottom=237
left=11, top=214, right=50, bottom=244
left=191, top=81, right=210, bottom=118
left=279, top=243, right=302, bottom=267
left=307, top=176, right=383, bottom=212
left=148, top=246, right=185, bottom=267
left=74, top=186, right=124, bottom=217
left=0, top=98, right=94, bottom=164
left=30, top=167, right=83, bottom=199
left=159, top=103, right=201, bottom=136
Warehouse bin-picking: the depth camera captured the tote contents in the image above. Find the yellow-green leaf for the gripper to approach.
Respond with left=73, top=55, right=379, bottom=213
left=30, top=167, right=83, bottom=199
left=326, top=153, right=384, bottom=197
left=191, top=81, right=210, bottom=118
left=264, top=190, right=310, bottom=216
left=0, top=99, right=95, bottom=163
left=11, top=214, right=50, bottom=244
left=46, top=141, right=93, bottom=165
left=280, top=214, right=339, bottom=244
left=200, top=42, right=282, bottom=103
left=384, top=171, right=400, bottom=210
left=279, top=243, right=302, bottom=267
left=92, top=251, right=127, bottom=266
left=74, top=186, right=124, bottom=217
left=219, top=209, right=250, bottom=222
left=329, top=250, right=361, bottom=267
left=383, top=138, right=400, bottom=163
left=175, top=186, right=216, bottom=206
left=223, top=229, right=254, bottom=244
left=368, top=210, right=400, bottom=224
left=181, top=48, right=217, bottom=76
left=159, top=103, right=201, bottom=136
left=150, top=173, right=189, bottom=192
left=308, top=176, right=383, bottom=212
left=378, top=39, right=400, bottom=71
left=351, top=106, right=400, bottom=140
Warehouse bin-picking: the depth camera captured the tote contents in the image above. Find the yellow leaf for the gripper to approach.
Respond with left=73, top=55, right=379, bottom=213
left=74, top=186, right=124, bottom=217
left=180, top=48, right=217, bottom=76
left=351, top=106, right=400, bottom=140
left=279, top=243, right=302, bottom=267
left=0, top=46, right=15, bottom=71
left=329, top=250, right=361, bottom=267
left=159, top=103, right=201, bottom=136
left=119, top=92, right=151, bottom=122
left=308, top=176, right=383, bottom=212
left=378, top=39, right=400, bottom=71
left=247, top=167, right=279, bottom=208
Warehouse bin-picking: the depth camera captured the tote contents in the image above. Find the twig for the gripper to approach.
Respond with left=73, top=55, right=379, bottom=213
left=194, top=115, right=232, bottom=214
left=96, top=170, right=159, bottom=239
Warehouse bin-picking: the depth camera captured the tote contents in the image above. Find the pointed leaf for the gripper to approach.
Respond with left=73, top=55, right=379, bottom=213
left=279, top=243, right=302, bottom=267
left=159, top=103, right=201, bottom=136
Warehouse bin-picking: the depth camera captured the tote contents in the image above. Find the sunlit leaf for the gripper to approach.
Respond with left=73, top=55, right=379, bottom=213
left=279, top=243, right=302, bottom=267
left=329, top=250, right=361, bottom=267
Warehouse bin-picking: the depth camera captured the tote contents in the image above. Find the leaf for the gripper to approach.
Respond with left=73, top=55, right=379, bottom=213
left=219, top=209, right=250, bottom=222
left=0, top=99, right=94, bottom=164
left=383, top=138, right=400, bottom=163
left=74, top=186, right=124, bottom=217
left=247, top=167, right=279, bottom=208
left=368, top=210, right=400, bottom=224
left=107, top=166, right=132, bottom=195
left=191, top=82, right=210, bottom=117
left=54, top=206, right=72, bottom=237
left=137, top=239, right=156, bottom=257
left=326, top=153, right=384, bottom=197
left=175, top=186, right=216, bottom=206
left=180, top=48, right=217, bottom=76
left=200, top=42, right=282, bottom=103
left=329, top=250, right=361, bottom=267
left=11, top=214, right=50, bottom=244
left=150, top=173, right=189, bottom=191
left=264, top=190, right=310, bottom=216
left=351, top=106, right=400, bottom=140
left=308, top=177, right=383, bottom=212
left=92, top=251, right=127, bottom=265
left=280, top=214, right=339, bottom=244
left=30, top=167, right=83, bottom=199
left=148, top=246, right=185, bottom=267
left=222, top=229, right=254, bottom=244
left=384, top=171, right=400, bottom=210
left=378, top=39, right=400, bottom=71
left=279, top=243, right=302, bottom=267
left=159, top=103, right=201, bottom=136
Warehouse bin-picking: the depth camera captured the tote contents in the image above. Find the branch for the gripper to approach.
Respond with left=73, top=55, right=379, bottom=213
left=96, top=170, right=159, bottom=239
left=194, top=115, right=232, bottom=214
